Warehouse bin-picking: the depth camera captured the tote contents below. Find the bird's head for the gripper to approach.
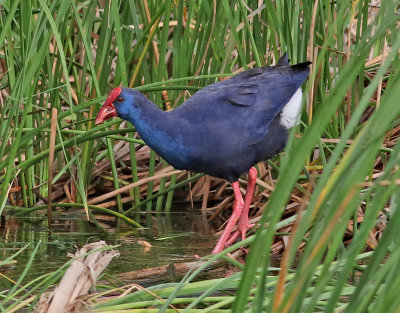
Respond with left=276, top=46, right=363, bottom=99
left=95, top=87, right=123, bottom=124
left=96, top=87, right=141, bottom=124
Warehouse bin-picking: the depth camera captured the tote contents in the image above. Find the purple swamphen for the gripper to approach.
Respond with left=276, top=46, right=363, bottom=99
left=95, top=53, right=311, bottom=254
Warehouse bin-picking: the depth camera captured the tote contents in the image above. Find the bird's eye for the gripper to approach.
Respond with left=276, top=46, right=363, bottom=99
left=116, top=97, right=123, bottom=102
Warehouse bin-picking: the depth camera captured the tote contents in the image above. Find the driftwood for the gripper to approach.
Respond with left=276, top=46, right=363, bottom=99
left=116, top=249, right=244, bottom=284
left=34, top=241, right=119, bottom=313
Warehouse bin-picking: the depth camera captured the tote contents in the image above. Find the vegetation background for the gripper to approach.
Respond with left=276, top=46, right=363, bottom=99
left=1, top=0, right=400, bottom=312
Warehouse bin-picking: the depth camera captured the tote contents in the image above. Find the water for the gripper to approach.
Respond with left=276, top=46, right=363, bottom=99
left=0, top=207, right=216, bottom=289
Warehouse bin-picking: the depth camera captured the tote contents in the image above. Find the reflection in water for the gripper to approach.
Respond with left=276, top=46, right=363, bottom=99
left=0, top=207, right=215, bottom=289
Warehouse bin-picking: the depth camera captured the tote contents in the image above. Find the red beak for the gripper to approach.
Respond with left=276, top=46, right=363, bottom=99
left=95, top=87, right=122, bottom=124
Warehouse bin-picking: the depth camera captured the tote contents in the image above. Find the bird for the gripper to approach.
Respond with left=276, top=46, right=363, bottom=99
left=95, top=53, right=311, bottom=254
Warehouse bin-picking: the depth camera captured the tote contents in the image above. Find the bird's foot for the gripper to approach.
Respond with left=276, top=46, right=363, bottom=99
left=239, top=222, right=255, bottom=241
left=225, top=223, right=254, bottom=246
left=223, top=166, right=257, bottom=248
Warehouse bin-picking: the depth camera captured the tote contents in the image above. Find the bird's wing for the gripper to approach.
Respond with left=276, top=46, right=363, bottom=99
left=176, top=61, right=310, bottom=145
left=222, top=64, right=310, bottom=144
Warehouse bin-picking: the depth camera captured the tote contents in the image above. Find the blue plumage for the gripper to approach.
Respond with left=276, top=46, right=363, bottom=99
left=103, top=54, right=310, bottom=182
left=95, top=53, right=311, bottom=253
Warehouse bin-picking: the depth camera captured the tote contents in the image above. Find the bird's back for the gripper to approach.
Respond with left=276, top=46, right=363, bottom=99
left=166, top=55, right=310, bottom=181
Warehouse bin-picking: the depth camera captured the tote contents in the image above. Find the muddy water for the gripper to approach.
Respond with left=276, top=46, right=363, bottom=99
left=0, top=207, right=216, bottom=289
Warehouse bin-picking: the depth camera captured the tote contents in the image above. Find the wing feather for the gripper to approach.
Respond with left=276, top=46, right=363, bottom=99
left=175, top=58, right=310, bottom=145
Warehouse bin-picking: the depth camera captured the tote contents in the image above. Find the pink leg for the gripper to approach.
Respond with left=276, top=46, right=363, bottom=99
left=212, top=182, right=244, bottom=254
left=212, top=167, right=258, bottom=254
left=226, top=167, right=257, bottom=246
left=238, top=167, right=257, bottom=239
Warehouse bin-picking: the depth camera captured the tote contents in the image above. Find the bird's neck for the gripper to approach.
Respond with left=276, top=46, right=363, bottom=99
left=125, top=95, right=166, bottom=137
left=125, top=95, right=189, bottom=168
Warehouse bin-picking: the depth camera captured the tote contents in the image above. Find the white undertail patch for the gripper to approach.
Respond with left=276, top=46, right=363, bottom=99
left=280, top=88, right=303, bottom=129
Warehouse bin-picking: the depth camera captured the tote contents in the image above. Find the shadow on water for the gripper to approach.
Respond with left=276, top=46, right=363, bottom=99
left=0, top=205, right=217, bottom=289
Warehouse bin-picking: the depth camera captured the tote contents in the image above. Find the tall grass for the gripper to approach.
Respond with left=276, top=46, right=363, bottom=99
left=1, top=0, right=400, bottom=312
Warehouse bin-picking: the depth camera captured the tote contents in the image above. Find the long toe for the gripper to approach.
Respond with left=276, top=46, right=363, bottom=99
left=239, top=223, right=254, bottom=242
left=225, top=223, right=254, bottom=247
left=225, top=230, right=240, bottom=246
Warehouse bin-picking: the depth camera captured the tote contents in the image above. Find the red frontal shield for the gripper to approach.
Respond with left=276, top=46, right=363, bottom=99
left=95, top=87, right=122, bottom=124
